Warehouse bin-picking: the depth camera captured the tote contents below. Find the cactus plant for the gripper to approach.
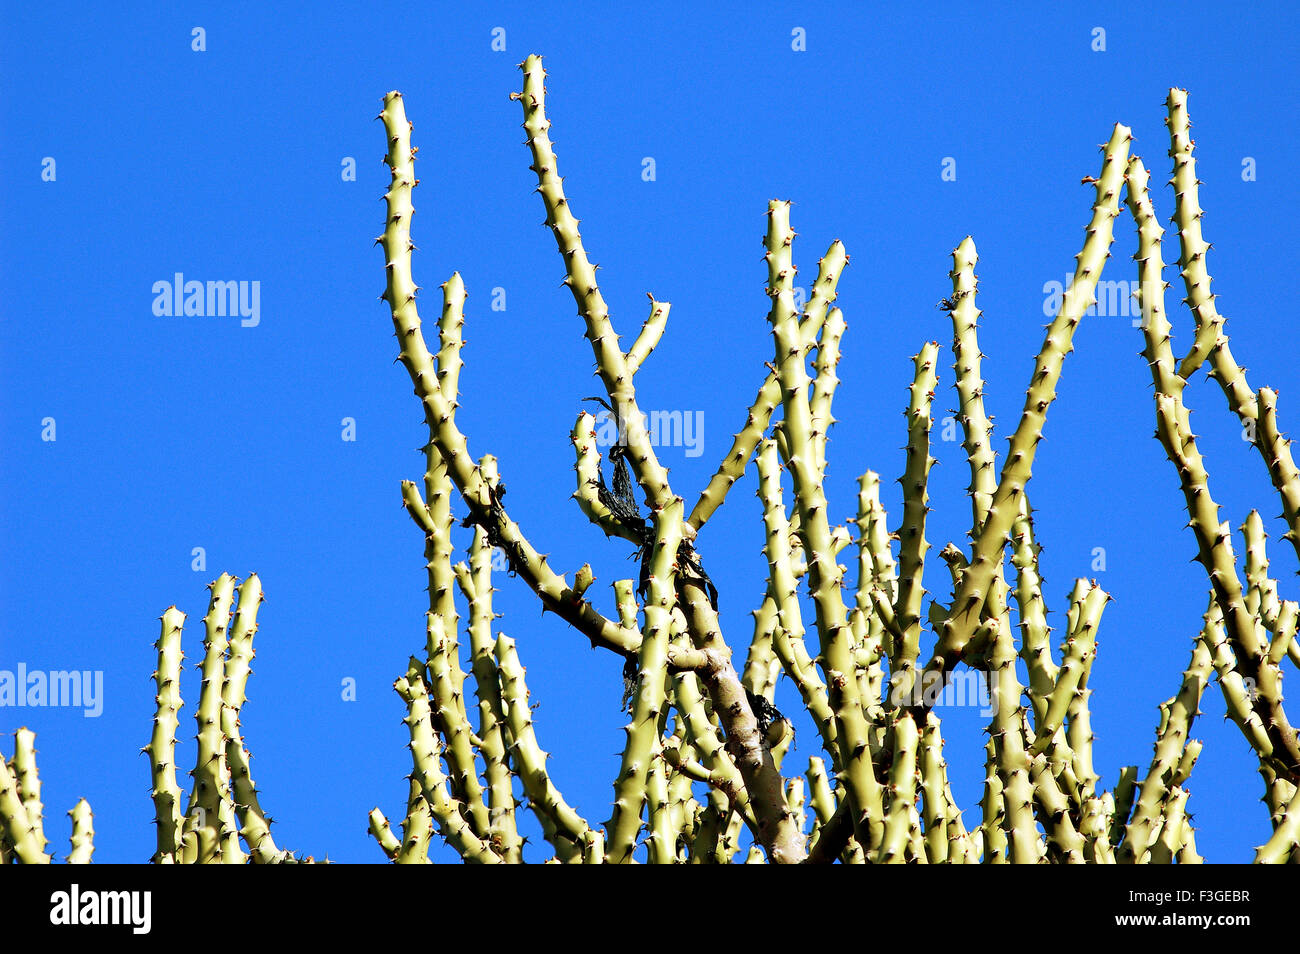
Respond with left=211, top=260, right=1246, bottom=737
left=4, top=57, right=1296, bottom=865
left=359, top=58, right=1298, bottom=863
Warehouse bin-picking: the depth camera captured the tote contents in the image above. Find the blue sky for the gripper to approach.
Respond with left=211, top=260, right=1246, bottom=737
left=2, top=2, right=1297, bottom=863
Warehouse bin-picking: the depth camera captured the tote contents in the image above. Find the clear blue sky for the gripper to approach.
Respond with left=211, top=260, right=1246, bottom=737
left=2, top=2, right=1296, bottom=863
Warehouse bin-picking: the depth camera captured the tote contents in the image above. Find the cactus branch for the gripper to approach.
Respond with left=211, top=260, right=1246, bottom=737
left=687, top=241, right=848, bottom=534
left=923, top=123, right=1132, bottom=697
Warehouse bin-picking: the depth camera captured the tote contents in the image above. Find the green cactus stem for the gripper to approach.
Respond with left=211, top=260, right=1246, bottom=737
left=605, top=496, right=683, bottom=862
left=877, top=712, right=920, bottom=862
left=367, top=807, right=402, bottom=861
left=756, top=439, right=835, bottom=753
left=66, top=799, right=94, bottom=864
left=809, top=306, right=846, bottom=482
left=764, top=198, right=884, bottom=854
left=1117, top=606, right=1216, bottom=859
left=926, top=124, right=1131, bottom=687
left=396, top=778, right=434, bottom=864
left=891, top=342, right=940, bottom=700
left=1256, top=784, right=1300, bottom=864
left=394, top=653, right=501, bottom=864
left=687, top=241, right=848, bottom=534
left=1163, top=88, right=1300, bottom=573
left=946, top=237, right=998, bottom=532
left=511, top=56, right=673, bottom=518
left=626, top=296, right=670, bottom=377
left=0, top=730, right=50, bottom=863
left=454, top=524, right=524, bottom=861
left=494, top=633, right=593, bottom=860
left=183, top=574, right=242, bottom=863
left=146, top=607, right=186, bottom=863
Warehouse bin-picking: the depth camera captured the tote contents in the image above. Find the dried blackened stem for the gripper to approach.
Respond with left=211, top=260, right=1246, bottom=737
left=581, top=396, right=649, bottom=543
left=671, top=538, right=719, bottom=613
left=744, top=690, right=789, bottom=739
left=577, top=403, right=719, bottom=642
left=573, top=414, right=714, bottom=672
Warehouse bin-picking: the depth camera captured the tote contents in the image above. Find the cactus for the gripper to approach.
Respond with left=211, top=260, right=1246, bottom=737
left=4, top=59, right=1297, bottom=865
left=0, top=572, right=328, bottom=866
left=142, top=573, right=315, bottom=863
left=365, top=57, right=1299, bottom=864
